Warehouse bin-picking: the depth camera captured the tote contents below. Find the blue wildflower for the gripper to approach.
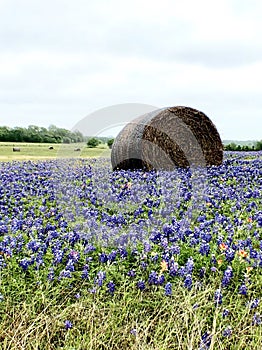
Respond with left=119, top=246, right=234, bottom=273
left=185, top=257, right=194, bottom=274
left=199, top=243, right=210, bottom=256
left=199, top=331, right=212, bottom=350
left=47, top=267, right=55, bottom=281
left=222, top=326, right=232, bottom=337
left=222, top=309, right=229, bottom=318
left=59, top=270, right=72, bottom=279
left=95, top=271, right=106, bottom=287
left=148, top=271, right=158, bottom=285
left=130, top=328, right=137, bottom=336
left=221, top=266, right=233, bottom=288
left=214, top=289, right=222, bottom=306
left=99, top=252, right=108, bottom=263
left=64, top=320, right=73, bottom=330
left=249, top=298, right=260, bottom=309
left=127, top=269, right=136, bottom=278
left=164, top=282, right=172, bottom=296
left=252, top=313, right=261, bottom=326
left=137, top=280, right=146, bottom=291
left=107, top=281, right=115, bottom=296
left=184, top=274, right=192, bottom=290
left=239, top=284, right=248, bottom=295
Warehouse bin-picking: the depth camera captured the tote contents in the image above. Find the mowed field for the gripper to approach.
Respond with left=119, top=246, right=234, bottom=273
left=0, top=142, right=111, bottom=161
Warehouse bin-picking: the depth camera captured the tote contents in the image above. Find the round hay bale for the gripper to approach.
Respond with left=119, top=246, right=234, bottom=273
left=111, top=106, right=223, bottom=171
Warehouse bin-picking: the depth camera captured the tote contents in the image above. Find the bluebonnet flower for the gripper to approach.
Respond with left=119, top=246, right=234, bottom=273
left=84, top=244, right=96, bottom=254
left=185, top=257, right=194, bottom=274
left=222, top=326, right=232, bottom=337
left=199, top=331, right=212, bottom=350
left=65, top=259, right=75, bottom=272
left=95, top=271, right=106, bottom=287
left=178, top=266, right=186, bottom=277
left=53, top=249, right=64, bottom=264
left=118, top=248, right=128, bottom=258
left=184, top=274, right=192, bottom=290
left=151, top=253, right=159, bottom=263
left=19, top=258, right=31, bottom=271
left=158, top=274, right=165, bottom=285
left=27, top=240, right=41, bottom=253
left=64, top=320, right=72, bottom=330
left=99, top=252, right=108, bottom=263
left=169, top=262, right=179, bottom=277
left=190, top=238, right=199, bottom=247
left=222, top=309, right=229, bottom=318
left=199, top=267, right=206, bottom=279
left=68, top=250, right=80, bottom=262
left=210, top=254, right=217, bottom=265
left=127, top=269, right=136, bottom=278
left=252, top=313, right=261, bottom=326
left=199, top=243, right=210, bottom=256
left=225, top=249, right=235, bottom=262
left=222, top=266, right=233, bottom=288
left=164, top=282, right=172, bottom=296
left=143, top=241, right=151, bottom=253
left=130, top=328, right=137, bottom=336
left=107, top=250, right=117, bottom=262
left=107, top=281, right=115, bottom=296
left=137, top=280, right=146, bottom=291
left=163, top=224, right=175, bottom=241
left=140, top=261, right=148, bottom=270
left=249, top=298, right=260, bottom=309
left=170, top=244, right=180, bottom=255
left=214, top=289, right=222, bottom=306
left=59, top=270, right=72, bottom=279
left=148, top=271, right=158, bottom=285
left=238, top=284, right=248, bottom=295
left=47, top=267, right=55, bottom=281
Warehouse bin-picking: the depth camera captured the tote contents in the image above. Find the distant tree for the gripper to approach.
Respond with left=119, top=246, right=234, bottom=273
left=0, top=124, right=84, bottom=143
left=87, top=137, right=101, bottom=148
left=62, top=136, right=71, bottom=144
left=255, top=140, right=262, bottom=151
left=107, top=138, right=114, bottom=149
left=0, top=126, right=11, bottom=141
left=236, top=145, right=242, bottom=151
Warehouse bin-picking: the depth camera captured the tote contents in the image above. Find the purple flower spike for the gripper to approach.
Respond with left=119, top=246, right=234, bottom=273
left=164, top=282, right=172, bottom=296
left=64, top=320, right=72, bottom=330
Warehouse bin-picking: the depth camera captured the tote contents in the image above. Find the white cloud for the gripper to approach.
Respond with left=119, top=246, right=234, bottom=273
left=0, top=0, right=261, bottom=140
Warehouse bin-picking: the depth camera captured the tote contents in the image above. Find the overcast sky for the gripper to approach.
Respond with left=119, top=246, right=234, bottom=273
left=0, top=0, right=261, bottom=140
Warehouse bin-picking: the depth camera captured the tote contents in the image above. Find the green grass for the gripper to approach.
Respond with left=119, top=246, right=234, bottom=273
left=0, top=268, right=261, bottom=350
left=0, top=142, right=111, bottom=161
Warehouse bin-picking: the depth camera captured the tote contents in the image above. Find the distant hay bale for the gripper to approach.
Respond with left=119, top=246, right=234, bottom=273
left=12, top=147, right=20, bottom=152
left=74, top=148, right=81, bottom=151
left=111, top=106, right=223, bottom=171
left=49, top=146, right=54, bottom=150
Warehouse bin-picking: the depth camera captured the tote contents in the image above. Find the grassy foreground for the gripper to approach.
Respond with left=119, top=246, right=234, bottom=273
left=1, top=269, right=261, bottom=350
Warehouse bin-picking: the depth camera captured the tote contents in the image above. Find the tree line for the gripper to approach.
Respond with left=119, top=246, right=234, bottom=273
left=224, top=141, right=262, bottom=151
left=0, top=125, right=84, bottom=143
left=1, top=124, right=261, bottom=151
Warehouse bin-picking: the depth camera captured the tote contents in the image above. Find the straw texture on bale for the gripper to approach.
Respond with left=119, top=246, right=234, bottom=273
left=111, top=106, right=223, bottom=171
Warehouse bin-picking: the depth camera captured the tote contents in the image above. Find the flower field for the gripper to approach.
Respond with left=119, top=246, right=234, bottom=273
left=0, top=152, right=261, bottom=349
